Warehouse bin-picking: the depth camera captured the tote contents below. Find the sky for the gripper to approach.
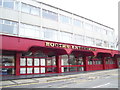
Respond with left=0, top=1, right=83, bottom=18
left=35, top=0, right=119, bottom=36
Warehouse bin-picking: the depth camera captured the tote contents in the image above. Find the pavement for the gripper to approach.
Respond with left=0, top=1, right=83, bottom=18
left=0, top=69, right=118, bottom=88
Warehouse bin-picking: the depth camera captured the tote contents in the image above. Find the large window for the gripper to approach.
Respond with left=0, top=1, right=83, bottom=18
left=86, top=37, right=95, bottom=45
left=21, top=3, right=41, bottom=16
left=19, top=23, right=40, bottom=38
left=43, top=28, right=58, bottom=41
left=60, top=32, right=72, bottom=43
left=73, top=19, right=82, bottom=27
left=74, top=34, right=84, bottom=45
left=0, top=19, right=18, bottom=35
left=3, top=0, right=14, bottom=9
left=84, top=22, right=93, bottom=31
left=1, top=55, right=15, bottom=75
left=42, top=9, right=58, bottom=21
left=60, top=15, right=72, bottom=24
left=96, top=39, right=102, bottom=46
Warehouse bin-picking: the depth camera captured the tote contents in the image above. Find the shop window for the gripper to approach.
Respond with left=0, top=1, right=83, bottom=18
left=62, top=67, right=69, bottom=72
left=41, top=67, right=45, bottom=73
left=27, top=58, right=33, bottom=66
left=20, top=68, right=26, bottom=74
left=61, top=55, right=69, bottom=65
left=34, top=58, right=40, bottom=66
left=2, top=56, right=15, bottom=66
left=20, top=58, right=26, bottom=66
left=42, top=9, right=58, bottom=21
left=60, top=15, right=72, bottom=24
left=34, top=68, right=39, bottom=73
left=78, top=67, right=84, bottom=71
left=69, top=55, right=77, bottom=65
left=40, top=58, right=45, bottom=66
left=2, top=68, right=15, bottom=75
left=27, top=68, right=33, bottom=74
left=78, top=57, right=84, bottom=65
left=69, top=67, right=77, bottom=72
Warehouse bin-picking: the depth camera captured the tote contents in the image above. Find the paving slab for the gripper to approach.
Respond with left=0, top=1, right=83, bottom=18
left=1, top=81, right=15, bottom=86
left=12, top=79, right=37, bottom=84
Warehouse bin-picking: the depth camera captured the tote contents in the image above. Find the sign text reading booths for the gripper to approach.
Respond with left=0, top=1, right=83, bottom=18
left=45, top=42, right=96, bottom=51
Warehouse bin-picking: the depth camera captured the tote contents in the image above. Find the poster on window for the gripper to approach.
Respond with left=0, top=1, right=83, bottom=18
left=34, top=58, right=39, bottom=66
left=27, top=58, right=33, bottom=66
left=20, top=58, right=26, bottom=66
left=41, top=67, right=45, bottom=73
left=27, top=68, right=33, bottom=74
left=34, top=68, right=39, bottom=73
left=41, top=58, right=45, bottom=66
left=20, top=68, right=26, bottom=74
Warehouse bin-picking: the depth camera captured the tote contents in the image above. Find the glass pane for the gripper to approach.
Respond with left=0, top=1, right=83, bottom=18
left=15, top=1, right=20, bottom=10
left=47, top=59, right=51, bottom=66
left=4, top=20, right=11, bottom=25
left=20, top=68, right=26, bottom=74
left=63, top=67, right=69, bottom=72
left=34, top=58, right=39, bottom=66
left=31, top=6, right=40, bottom=15
left=2, top=24, right=13, bottom=34
left=0, top=0, right=2, bottom=6
left=41, top=67, right=45, bottom=73
left=3, top=0, right=14, bottom=9
left=27, top=58, right=33, bottom=66
left=20, top=58, right=26, bottom=66
left=27, top=68, right=33, bottom=74
left=34, top=68, right=39, bottom=73
left=42, top=9, right=58, bottom=21
left=2, top=56, right=14, bottom=66
left=40, top=58, right=45, bottom=66
left=21, top=3, right=30, bottom=13
left=0, top=24, right=2, bottom=32
left=78, top=67, right=84, bottom=71
left=61, top=55, right=69, bottom=65
left=2, top=68, right=15, bottom=75
left=69, top=67, right=77, bottom=72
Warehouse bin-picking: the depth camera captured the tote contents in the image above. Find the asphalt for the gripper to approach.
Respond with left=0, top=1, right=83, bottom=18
left=0, top=69, right=118, bottom=87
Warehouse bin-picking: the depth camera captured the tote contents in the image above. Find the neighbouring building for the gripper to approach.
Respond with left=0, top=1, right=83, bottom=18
left=0, top=0, right=120, bottom=76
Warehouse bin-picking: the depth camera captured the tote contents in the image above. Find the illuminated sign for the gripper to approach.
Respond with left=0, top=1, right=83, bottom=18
left=45, top=42, right=96, bottom=51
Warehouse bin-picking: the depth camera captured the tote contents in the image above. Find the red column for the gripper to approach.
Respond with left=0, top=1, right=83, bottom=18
left=16, top=52, right=21, bottom=76
left=84, top=56, right=88, bottom=71
left=102, top=57, right=106, bottom=70
left=56, top=55, right=61, bottom=73
left=114, top=58, right=119, bottom=68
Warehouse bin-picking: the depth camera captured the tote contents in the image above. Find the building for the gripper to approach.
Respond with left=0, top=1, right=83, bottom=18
left=0, top=0, right=120, bottom=76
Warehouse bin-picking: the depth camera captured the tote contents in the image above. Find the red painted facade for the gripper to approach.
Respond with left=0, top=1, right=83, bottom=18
left=0, top=35, right=120, bottom=76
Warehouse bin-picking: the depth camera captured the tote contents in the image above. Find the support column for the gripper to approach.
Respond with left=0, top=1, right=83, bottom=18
left=114, top=58, right=119, bottom=68
left=102, top=57, right=106, bottom=70
left=83, top=56, right=88, bottom=71
left=56, top=55, right=61, bottom=73
left=16, top=52, right=21, bottom=76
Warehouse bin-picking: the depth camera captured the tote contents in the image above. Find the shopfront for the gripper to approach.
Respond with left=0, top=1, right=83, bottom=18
left=0, top=35, right=119, bottom=76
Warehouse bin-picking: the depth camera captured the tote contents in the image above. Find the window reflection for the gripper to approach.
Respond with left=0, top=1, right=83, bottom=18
left=0, top=19, right=18, bottom=34
left=2, top=56, right=15, bottom=66
left=3, top=0, right=14, bottom=9
left=42, top=9, right=58, bottom=21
